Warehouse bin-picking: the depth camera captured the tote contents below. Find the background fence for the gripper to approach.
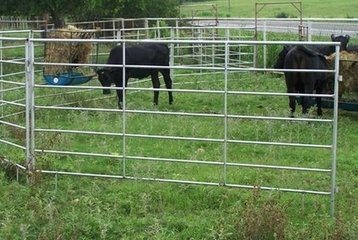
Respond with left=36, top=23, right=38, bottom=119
left=1, top=16, right=356, bottom=69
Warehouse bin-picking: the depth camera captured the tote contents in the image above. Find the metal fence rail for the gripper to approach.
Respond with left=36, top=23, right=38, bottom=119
left=119, top=26, right=256, bottom=71
left=0, top=35, right=340, bottom=215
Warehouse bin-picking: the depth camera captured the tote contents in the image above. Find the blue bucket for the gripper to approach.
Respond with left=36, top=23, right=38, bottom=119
left=44, top=72, right=95, bottom=85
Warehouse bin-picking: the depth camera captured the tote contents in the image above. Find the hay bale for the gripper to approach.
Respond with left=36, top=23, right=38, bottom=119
left=327, top=51, right=358, bottom=101
left=44, top=25, right=93, bottom=75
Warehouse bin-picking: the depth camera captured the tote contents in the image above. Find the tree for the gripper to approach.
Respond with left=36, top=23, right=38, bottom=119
left=79, top=0, right=180, bottom=20
left=0, top=0, right=180, bottom=28
left=0, top=0, right=98, bottom=28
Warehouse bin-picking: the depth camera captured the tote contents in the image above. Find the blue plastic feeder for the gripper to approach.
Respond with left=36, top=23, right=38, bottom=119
left=321, top=98, right=358, bottom=111
left=295, top=97, right=358, bottom=111
left=44, top=72, right=95, bottom=85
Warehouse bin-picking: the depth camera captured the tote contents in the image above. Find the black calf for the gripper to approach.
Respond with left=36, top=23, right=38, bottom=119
left=97, top=43, right=173, bottom=108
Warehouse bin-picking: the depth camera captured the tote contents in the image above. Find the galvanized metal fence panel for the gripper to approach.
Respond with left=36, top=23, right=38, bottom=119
left=0, top=33, right=340, bottom=215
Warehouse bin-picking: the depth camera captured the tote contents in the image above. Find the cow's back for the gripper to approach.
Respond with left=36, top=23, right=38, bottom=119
left=107, top=43, right=169, bottom=66
left=284, top=46, right=329, bottom=86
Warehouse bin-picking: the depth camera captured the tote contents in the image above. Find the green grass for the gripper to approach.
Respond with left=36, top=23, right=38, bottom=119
left=1, top=28, right=358, bottom=239
left=1, top=64, right=358, bottom=238
left=180, top=0, right=358, bottom=18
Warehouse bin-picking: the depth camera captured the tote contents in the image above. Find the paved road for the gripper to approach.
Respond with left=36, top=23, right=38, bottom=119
left=194, top=19, right=358, bottom=37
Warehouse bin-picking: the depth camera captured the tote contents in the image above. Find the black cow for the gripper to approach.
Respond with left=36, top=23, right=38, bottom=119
left=312, top=34, right=350, bottom=56
left=280, top=46, right=331, bottom=116
left=275, top=35, right=349, bottom=69
left=274, top=34, right=349, bottom=70
left=97, top=43, right=173, bottom=108
left=347, top=44, right=358, bottom=52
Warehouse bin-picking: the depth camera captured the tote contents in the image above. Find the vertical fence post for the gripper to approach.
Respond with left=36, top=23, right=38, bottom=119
left=157, top=20, right=161, bottom=39
left=112, top=19, right=116, bottom=40
left=238, top=28, right=242, bottom=67
left=204, top=28, right=209, bottom=65
left=25, top=38, right=35, bottom=177
left=170, top=28, right=174, bottom=79
left=263, top=21, right=267, bottom=69
left=225, top=27, right=230, bottom=66
left=223, top=41, right=229, bottom=186
left=175, top=20, right=180, bottom=56
left=122, top=41, right=127, bottom=178
left=307, top=21, right=312, bottom=42
left=0, top=34, right=3, bottom=146
left=212, top=28, right=215, bottom=67
left=0, top=34, right=3, bottom=118
left=199, top=28, right=203, bottom=74
left=121, top=18, right=125, bottom=34
left=117, top=29, right=122, bottom=43
left=145, top=19, right=149, bottom=39
left=253, top=18, right=258, bottom=69
left=253, top=44, right=258, bottom=68
left=330, top=44, right=340, bottom=216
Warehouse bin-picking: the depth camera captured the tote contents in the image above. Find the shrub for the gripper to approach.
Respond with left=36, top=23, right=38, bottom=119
left=275, top=12, right=289, bottom=18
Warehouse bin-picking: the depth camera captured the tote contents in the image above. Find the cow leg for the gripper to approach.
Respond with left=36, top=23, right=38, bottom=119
left=298, top=83, right=304, bottom=107
left=160, top=69, right=173, bottom=105
left=151, top=72, right=160, bottom=105
left=288, top=96, right=296, bottom=117
left=115, top=82, right=123, bottom=109
left=302, top=84, right=315, bottom=115
left=115, top=76, right=128, bottom=109
left=316, top=86, right=323, bottom=116
left=285, top=76, right=296, bottom=117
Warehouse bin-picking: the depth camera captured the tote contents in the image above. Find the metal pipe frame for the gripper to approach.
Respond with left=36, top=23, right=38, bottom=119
left=69, top=17, right=357, bottom=24
left=119, top=25, right=255, bottom=70
left=25, top=39, right=35, bottom=173
left=330, top=45, right=340, bottom=216
left=32, top=150, right=331, bottom=174
left=0, top=35, right=340, bottom=215
left=0, top=119, right=25, bottom=129
left=0, top=71, right=27, bottom=78
left=0, top=34, right=3, bottom=119
left=0, top=86, right=25, bottom=93
left=0, top=138, right=26, bottom=150
left=36, top=169, right=331, bottom=196
left=0, top=99, right=25, bottom=107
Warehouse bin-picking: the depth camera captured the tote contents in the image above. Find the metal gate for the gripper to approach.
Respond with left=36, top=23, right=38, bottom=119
left=0, top=34, right=340, bottom=215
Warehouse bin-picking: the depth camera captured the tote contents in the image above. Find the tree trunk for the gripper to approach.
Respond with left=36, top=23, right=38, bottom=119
left=40, top=13, right=50, bottom=38
left=50, top=11, right=65, bottom=28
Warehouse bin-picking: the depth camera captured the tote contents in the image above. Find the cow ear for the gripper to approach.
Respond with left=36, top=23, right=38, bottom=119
left=331, top=34, right=336, bottom=41
left=345, top=34, right=350, bottom=42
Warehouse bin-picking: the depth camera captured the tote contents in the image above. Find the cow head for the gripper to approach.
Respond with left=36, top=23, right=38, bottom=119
left=274, top=45, right=291, bottom=69
left=331, top=34, right=350, bottom=51
left=96, top=68, right=112, bottom=94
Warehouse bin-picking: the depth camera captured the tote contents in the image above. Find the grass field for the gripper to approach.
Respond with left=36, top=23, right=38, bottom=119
left=1, top=32, right=358, bottom=238
left=1, top=59, right=358, bottom=238
left=180, top=0, right=358, bottom=18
